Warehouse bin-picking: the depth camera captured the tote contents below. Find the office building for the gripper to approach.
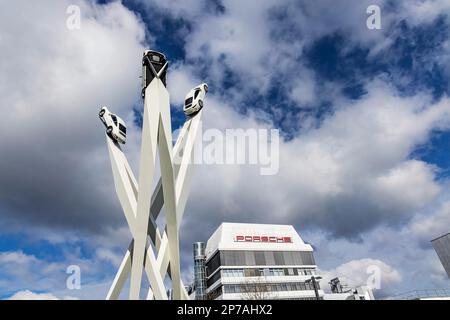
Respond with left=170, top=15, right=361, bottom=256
left=203, top=223, right=324, bottom=300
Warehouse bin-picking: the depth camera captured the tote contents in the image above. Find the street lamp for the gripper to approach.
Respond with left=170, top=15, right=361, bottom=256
left=306, top=276, right=322, bottom=300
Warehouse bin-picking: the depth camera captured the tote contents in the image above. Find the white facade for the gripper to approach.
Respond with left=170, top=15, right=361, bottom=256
left=204, top=223, right=324, bottom=300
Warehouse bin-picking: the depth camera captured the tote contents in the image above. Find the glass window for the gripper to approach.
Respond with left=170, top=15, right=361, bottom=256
left=300, top=251, right=316, bottom=265
left=217, top=250, right=317, bottom=267
left=194, top=89, right=201, bottom=99
left=274, top=251, right=285, bottom=265
left=185, top=97, right=193, bottom=106
left=291, top=252, right=302, bottom=265
left=264, top=251, right=275, bottom=265
left=254, top=251, right=265, bottom=265
left=206, top=251, right=221, bottom=276
left=207, top=270, right=221, bottom=287
left=119, top=124, right=126, bottom=134
left=245, top=251, right=256, bottom=265
left=284, top=251, right=295, bottom=265
left=247, top=269, right=258, bottom=277
left=111, top=115, right=117, bottom=126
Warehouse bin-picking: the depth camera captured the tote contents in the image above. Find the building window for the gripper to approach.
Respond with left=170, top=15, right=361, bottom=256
left=207, top=285, right=222, bottom=300
left=222, top=269, right=245, bottom=277
left=217, top=267, right=320, bottom=279
left=222, top=282, right=319, bottom=295
left=206, top=251, right=221, bottom=277
left=274, top=251, right=285, bottom=265
left=207, top=270, right=221, bottom=287
left=244, top=268, right=259, bottom=277
left=218, top=250, right=316, bottom=267
left=254, top=251, right=265, bottom=265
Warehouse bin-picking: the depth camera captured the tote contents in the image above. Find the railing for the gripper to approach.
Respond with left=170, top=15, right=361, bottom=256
left=387, top=289, right=450, bottom=300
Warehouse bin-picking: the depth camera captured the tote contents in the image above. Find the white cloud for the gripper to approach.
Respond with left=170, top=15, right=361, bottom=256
left=0, top=0, right=147, bottom=232
left=0, top=251, right=38, bottom=265
left=7, top=290, right=78, bottom=300
left=95, top=248, right=123, bottom=267
left=168, top=63, right=203, bottom=106
left=0, top=247, right=125, bottom=299
left=319, top=258, right=402, bottom=293
left=371, top=160, right=440, bottom=214
left=181, top=81, right=450, bottom=240
left=8, top=290, right=59, bottom=300
left=1, top=0, right=450, bottom=298
left=289, top=71, right=317, bottom=106
left=410, top=199, right=450, bottom=242
left=400, top=0, right=450, bottom=25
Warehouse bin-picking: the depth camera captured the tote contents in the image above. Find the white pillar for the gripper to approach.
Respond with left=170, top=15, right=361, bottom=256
left=104, top=74, right=204, bottom=300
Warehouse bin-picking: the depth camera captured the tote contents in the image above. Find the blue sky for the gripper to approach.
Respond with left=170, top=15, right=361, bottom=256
left=1, top=0, right=450, bottom=299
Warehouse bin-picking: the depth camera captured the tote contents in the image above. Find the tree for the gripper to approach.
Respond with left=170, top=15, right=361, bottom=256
left=240, top=276, right=277, bottom=300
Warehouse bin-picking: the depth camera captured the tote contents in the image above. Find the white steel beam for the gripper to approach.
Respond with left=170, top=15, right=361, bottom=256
left=104, top=74, right=203, bottom=300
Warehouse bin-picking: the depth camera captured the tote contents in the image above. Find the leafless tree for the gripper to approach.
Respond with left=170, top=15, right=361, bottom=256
left=240, top=277, right=278, bottom=300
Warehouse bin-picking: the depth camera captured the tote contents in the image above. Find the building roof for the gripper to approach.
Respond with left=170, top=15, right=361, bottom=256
left=205, top=222, right=314, bottom=259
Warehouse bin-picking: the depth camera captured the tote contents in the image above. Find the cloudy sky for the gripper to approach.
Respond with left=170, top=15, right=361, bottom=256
left=1, top=0, right=450, bottom=299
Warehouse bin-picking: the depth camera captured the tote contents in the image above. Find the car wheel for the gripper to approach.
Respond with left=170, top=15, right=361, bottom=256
left=199, top=100, right=203, bottom=108
left=99, top=110, right=105, bottom=117
left=106, top=126, right=113, bottom=135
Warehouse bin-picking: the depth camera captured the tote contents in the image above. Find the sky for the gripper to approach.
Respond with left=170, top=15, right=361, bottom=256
left=0, top=0, right=450, bottom=299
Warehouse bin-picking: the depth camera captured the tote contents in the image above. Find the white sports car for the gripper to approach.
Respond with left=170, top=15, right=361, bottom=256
left=141, top=50, right=168, bottom=98
left=183, top=83, right=208, bottom=116
left=99, top=106, right=127, bottom=144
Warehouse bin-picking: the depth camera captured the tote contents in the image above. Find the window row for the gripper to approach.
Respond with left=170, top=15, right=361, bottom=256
left=223, top=281, right=320, bottom=294
left=221, top=268, right=316, bottom=278
left=206, top=250, right=316, bottom=276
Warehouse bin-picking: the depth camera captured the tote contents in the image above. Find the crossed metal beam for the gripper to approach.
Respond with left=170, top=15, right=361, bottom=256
left=104, top=77, right=203, bottom=300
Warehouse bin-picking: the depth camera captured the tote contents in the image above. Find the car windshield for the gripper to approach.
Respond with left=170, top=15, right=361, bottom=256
left=119, top=124, right=126, bottom=134
left=185, top=97, right=193, bottom=106
left=111, top=115, right=117, bottom=125
left=194, top=89, right=201, bottom=99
